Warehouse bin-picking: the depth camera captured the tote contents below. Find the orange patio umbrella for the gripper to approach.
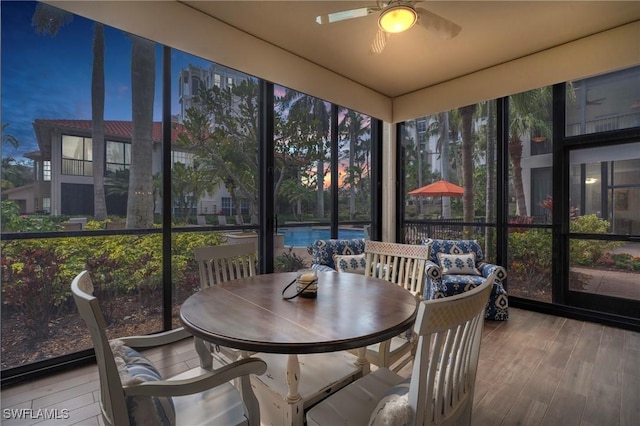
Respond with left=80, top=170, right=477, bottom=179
left=408, top=180, right=464, bottom=197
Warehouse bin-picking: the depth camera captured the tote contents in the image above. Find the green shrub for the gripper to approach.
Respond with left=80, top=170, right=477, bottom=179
left=508, top=229, right=552, bottom=296
left=569, top=214, right=623, bottom=265
left=1, top=247, right=67, bottom=340
left=1, top=231, right=227, bottom=327
left=274, top=248, right=308, bottom=272
left=1, top=200, right=61, bottom=232
left=509, top=229, right=552, bottom=270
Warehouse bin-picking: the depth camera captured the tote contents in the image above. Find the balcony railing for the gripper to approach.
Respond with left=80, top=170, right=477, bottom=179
left=402, top=218, right=487, bottom=244
left=567, top=111, right=640, bottom=136
left=62, top=158, right=92, bottom=176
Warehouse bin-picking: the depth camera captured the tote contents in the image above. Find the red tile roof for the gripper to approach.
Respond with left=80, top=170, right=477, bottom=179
left=33, top=119, right=186, bottom=143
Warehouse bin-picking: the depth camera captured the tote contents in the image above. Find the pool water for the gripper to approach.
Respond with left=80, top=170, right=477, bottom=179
left=280, top=227, right=365, bottom=247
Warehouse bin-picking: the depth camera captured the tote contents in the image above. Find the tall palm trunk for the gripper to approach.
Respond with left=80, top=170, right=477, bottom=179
left=459, top=105, right=476, bottom=237
left=126, top=35, right=155, bottom=229
left=92, top=23, right=107, bottom=220
left=349, top=119, right=356, bottom=219
left=440, top=112, right=451, bottom=218
left=485, top=101, right=496, bottom=259
left=509, top=135, right=527, bottom=216
left=316, top=158, right=325, bottom=218
left=413, top=121, right=423, bottom=215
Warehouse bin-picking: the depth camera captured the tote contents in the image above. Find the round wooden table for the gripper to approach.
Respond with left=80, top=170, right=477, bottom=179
left=180, top=271, right=418, bottom=353
left=180, top=271, right=418, bottom=425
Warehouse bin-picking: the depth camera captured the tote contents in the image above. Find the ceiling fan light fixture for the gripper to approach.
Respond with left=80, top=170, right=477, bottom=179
left=378, top=5, right=417, bottom=33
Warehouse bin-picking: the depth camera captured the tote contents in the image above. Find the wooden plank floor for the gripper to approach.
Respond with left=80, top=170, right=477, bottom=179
left=1, top=308, right=639, bottom=425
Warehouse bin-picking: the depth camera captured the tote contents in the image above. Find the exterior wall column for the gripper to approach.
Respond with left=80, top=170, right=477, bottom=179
left=382, top=121, right=396, bottom=243
left=50, top=131, right=61, bottom=216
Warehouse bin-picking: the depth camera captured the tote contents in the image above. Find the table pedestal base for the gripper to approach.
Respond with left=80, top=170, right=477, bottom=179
left=250, top=351, right=364, bottom=426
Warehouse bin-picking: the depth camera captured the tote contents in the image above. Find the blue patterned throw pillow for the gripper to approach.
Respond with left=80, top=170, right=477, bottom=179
left=436, top=252, right=481, bottom=276
left=334, top=254, right=367, bottom=274
left=311, top=238, right=366, bottom=270
left=110, top=340, right=176, bottom=426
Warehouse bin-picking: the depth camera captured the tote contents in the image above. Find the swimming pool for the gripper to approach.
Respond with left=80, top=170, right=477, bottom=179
left=280, top=227, right=365, bottom=247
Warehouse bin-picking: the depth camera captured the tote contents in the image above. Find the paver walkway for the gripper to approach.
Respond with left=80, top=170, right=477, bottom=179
left=572, top=266, right=640, bottom=300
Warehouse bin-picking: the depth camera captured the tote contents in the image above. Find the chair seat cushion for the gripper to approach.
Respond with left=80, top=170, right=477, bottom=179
left=433, top=275, right=509, bottom=321
left=110, top=340, right=176, bottom=426
left=440, top=274, right=485, bottom=293
left=368, top=377, right=411, bottom=426
left=306, top=367, right=404, bottom=426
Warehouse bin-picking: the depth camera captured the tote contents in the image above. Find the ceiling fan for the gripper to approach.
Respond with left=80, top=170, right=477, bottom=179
left=315, top=1, right=461, bottom=54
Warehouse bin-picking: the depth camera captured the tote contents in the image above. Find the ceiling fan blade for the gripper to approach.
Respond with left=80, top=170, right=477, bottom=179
left=416, top=7, right=461, bottom=39
left=316, top=7, right=378, bottom=25
left=369, top=28, right=389, bottom=55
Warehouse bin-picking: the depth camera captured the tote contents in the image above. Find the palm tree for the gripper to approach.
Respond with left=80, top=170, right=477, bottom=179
left=404, top=118, right=431, bottom=217
left=171, top=160, right=219, bottom=223
left=126, top=35, right=155, bottom=228
left=338, top=110, right=369, bottom=220
left=282, top=92, right=330, bottom=219
left=438, top=112, right=452, bottom=218
left=485, top=101, right=496, bottom=259
left=105, top=169, right=130, bottom=198
left=33, top=4, right=108, bottom=220
left=1, top=123, right=19, bottom=150
left=509, top=88, right=552, bottom=216
left=459, top=104, right=477, bottom=236
left=92, top=23, right=107, bottom=221
left=31, top=3, right=72, bottom=36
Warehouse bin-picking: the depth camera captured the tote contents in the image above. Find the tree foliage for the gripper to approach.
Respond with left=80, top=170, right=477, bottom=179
left=509, top=88, right=552, bottom=216
left=1, top=157, right=33, bottom=190
left=279, top=92, right=331, bottom=218
left=338, top=110, right=371, bottom=219
left=171, top=161, right=219, bottom=223
left=178, top=79, right=260, bottom=219
left=459, top=104, right=477, bottom=236
left=178, top=81, right=334, bottom=221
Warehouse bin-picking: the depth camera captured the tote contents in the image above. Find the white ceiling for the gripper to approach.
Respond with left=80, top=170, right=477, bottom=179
left=181, top=1, right=640, bottom=99
left=48, top=0, right=640, bottom=121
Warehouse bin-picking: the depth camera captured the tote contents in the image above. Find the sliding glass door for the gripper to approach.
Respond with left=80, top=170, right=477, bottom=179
left=566, top=143, right=640, bottom=315
left=562, top=66, right=640, bottom=318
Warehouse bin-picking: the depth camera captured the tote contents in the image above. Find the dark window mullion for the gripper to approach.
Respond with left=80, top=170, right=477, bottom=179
left=162, top=45, right=173, bottom=331
left=259, top=79, right=275, bottom=274
left=496, top=96, right=509, bottom=271
left=552, top=82, right=568, bottom=304
left=330, top=105, right=338, bottom=239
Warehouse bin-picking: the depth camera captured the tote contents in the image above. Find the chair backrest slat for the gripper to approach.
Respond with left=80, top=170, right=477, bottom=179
left=363, top=241, right=431, bottom=298
left=194, top=243, right=258, bottom=288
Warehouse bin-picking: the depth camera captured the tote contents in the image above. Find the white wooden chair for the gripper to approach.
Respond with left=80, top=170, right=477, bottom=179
left=71, top=270, right=267, bottom=426
left=194, top=243, right=259, bottom=365
left=352, top=240, right=431, bottom=371
left=307, top=272, right=496, bottom=426
left=195, top=242, right=258, bottom=287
